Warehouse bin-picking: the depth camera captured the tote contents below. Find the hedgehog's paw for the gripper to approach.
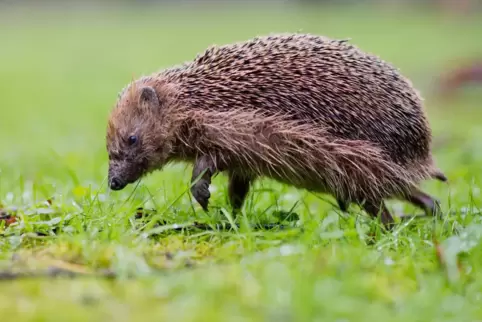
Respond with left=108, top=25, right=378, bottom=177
left=191, top=179, right=211, bottom=211
left=404, top=188, right=443, bottom=219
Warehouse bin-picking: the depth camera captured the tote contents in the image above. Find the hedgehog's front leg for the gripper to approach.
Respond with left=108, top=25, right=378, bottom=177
left=191, top=155, right=217, bottom=211
left=228, top=172, right=254, bottom=213
left=361, top=199, right=395, bottom=230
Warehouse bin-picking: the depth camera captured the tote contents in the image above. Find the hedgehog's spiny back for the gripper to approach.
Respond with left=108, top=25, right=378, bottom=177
left=164, top=33, right=432, bottom=167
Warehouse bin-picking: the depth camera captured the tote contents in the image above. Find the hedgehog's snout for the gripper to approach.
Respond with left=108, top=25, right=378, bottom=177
left=109, top=177, right=126, bottom=191
left=108, top=162, right=133, bottom=191
left=108, top=167, right=128, bottom=191
left=107, top=158, right=147, bottom=191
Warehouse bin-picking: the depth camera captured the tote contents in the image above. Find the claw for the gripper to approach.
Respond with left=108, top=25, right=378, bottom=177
left=191, top=179, right=210, bottom=211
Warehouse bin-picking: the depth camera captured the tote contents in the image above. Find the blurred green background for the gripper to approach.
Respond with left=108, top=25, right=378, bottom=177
left=1, top=1, right=481, bottom=180
left=2, top=0, right=481, bottom=206
left=0, top=1, right=482, bottom=321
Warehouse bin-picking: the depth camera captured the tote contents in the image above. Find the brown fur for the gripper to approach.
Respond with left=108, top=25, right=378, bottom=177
left=106, top=33, right=446, bottom=228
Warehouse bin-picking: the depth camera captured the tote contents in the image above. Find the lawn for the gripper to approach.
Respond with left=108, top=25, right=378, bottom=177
left=1, top=3, right=482, bottom=321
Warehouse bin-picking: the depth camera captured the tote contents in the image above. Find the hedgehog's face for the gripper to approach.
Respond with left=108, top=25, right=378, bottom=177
left=106, top=85, right=173, bottom=191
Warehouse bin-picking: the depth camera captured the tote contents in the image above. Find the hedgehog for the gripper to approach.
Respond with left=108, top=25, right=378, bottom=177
left=105, top=33, right=447, bottom=229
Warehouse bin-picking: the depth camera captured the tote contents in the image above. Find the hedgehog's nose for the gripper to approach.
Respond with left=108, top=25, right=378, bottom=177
left=109, top=177, right=125, bottom=191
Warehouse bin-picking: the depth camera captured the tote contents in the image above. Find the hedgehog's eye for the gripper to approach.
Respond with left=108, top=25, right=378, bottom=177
left=128, top=135, right=138, bottom=146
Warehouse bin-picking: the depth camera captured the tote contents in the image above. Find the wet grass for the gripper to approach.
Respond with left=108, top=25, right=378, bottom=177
left=1, top=4, right=482, bottom=321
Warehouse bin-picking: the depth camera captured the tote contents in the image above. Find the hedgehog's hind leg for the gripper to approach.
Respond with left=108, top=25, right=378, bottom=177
left=228, top=172, right=254, bottom=213
left=360, top=199, right=395, bottom=230
left=337, top=198, right=349, bottom=212
left=402, top=187, right=442, bottom=218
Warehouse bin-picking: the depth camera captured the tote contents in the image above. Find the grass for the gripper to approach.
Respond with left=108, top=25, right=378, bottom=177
left=1, top=3, right=482, bottom=321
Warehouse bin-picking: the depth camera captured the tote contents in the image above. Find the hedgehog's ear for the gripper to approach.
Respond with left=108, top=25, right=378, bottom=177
left=138, top=86, right=160, bottom=110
